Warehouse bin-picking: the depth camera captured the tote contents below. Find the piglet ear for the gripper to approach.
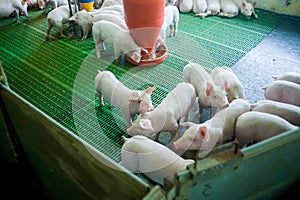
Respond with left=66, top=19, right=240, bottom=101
left=262, top=86, right=267, bottom=91
left=180, top=122, right=196, bottom=127
left=224, top=80, right=229, bottom=92
left=139, top=100, right=149, bottom=114
left=242, top=1, right=246, bottom=8
left=139, top=119, right=154, bottom=130
left=130, top=51, right=142, bottom=63
left=199, top=126, right=209, bottom=142
left=145, top=86, right=156, bottom=94
left=252, top=1, right=256, bottom=7
left=129, top=91, right=140, bottom=102
left=69, top=15, right=76, bottom=21
left=206, top=82, right=213, bottom=96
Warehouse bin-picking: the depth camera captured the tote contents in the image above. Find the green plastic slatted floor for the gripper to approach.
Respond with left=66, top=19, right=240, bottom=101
left=0, top=9, right=283, bottom=163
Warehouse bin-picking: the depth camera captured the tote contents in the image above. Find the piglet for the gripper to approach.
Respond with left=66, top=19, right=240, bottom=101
left=27, top=0, right=45, bottom=9
left=251, top=100, right=300, bottom=126
left=100, top=0, right=123, bottom=8
left=92, top=20, right=146, bottom=63
left=159, top=5, right=180, bottom=43
left=218, top=0, right=238, bottom=18
left=235, top=111, right=298, bottom=148
left=178, top=0, right=193, bottom=13
left=195, top=0, right=221, bottom=18
left=193, top=0, right=207, bottom=17
left=205, top=0, right=221, bottom=16
left=0, top=0, right=29, bottom=21
left=43, top=0, right=68, bottom=14
left=183, top=62, right=229, bottom=117
left=120, top=135, right=195, bottom=185
left=46, top=5, right=77, bottom=40
left=94, top=70, right=155, bottom=127
left=210, top=66, right=245, bottom=103
left=272, top=72, right=300, bottom=85
left=99, top=4, right=124, bottom=14
left=263, top=80, right=300, bottom=107
left=127, top=82, right=196, bottom=141
left=165, top=0, right=178, bottom=6
left=69, top=10, right=127, bottom=40
left=172, top=98, right=250, bottom=158
left=232, top=0, right=258, bottom=19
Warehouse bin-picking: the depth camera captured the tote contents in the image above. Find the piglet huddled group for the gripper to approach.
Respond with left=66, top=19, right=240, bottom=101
left=1, top=0, right=179, bottom=63
left=92, top=57, right=298, bottom=185
left=171, top=0, right=258, bottom=19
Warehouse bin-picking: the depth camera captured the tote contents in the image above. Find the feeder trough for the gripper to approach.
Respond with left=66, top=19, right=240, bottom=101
left=123, top=0, right=168, bottom=66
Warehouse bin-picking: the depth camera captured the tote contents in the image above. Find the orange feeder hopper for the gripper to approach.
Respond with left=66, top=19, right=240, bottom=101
left=123, top=0, right=168, bottom=66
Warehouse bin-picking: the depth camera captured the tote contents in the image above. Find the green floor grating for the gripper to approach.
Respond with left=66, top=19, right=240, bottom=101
left=0, top=9, right=283, bottom=163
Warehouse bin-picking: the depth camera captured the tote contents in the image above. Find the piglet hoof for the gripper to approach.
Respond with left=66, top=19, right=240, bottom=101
left=98, top=101, right=104, bottom=107
left=150, top=133, right=159, bottom=141
left=96, top=53, right=101, bottom=59
left=234, top=139, right=239, bottom=154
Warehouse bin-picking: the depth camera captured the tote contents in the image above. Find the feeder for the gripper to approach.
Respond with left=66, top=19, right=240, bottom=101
left=79, top=0, right=94, bottom=12
left=123, top=0, right=168, bottom=66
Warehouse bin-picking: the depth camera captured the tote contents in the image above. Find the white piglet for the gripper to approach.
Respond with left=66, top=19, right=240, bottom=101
left=95, top=70, right=156, bottom=127
left=193, top=0, right=207, bottom=17
left=232, top=0, right=258, bottom=19
left=100, top=0, right=123, bottom=8
left=172, top=98, right=250, bottom=158
left=263, top=80, right=300, bottom=107
left=218, top=0, right=238, bottom=18
left=251, top=100, right=300, bottom=126
left=165, top=0, right=179, bottom=6
left=211, top=66, right=245, bottom=103
left=69, top=10, right=127, bottom=40
left=206, top=0, right=221, bottom=15
left=178, top=0, right=193, bottom=13
left=121, top=135, right=195, bottom=186
left=27, top=0, right=45, bottom=9
left=235, top=111, right=298, bottom=148
left=0, top=0, right=29, bottom=21
left=46, top=5, right=78, bottom=40
left=127, top=82, right=196, bottom=141
left=99, top=4, right=124, bottom=15
left=92, top=20, right=146, bottom=63
left=159, top=5, right=180, bottom=43
left=195, top=0, right=221, bottom=18
left=272, top=72, right=300, bottom=85
left=183, top=62, right=229, bottom=117
left=43, top=0, right=68, bottom=14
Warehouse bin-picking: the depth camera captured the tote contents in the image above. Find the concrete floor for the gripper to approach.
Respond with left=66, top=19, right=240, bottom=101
left=232, top=15, right=300, bottom=104
left=232, top=16, right=300, bottom=198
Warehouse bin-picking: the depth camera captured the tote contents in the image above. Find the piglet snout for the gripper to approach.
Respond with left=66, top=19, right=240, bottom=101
left=223, top=103, right=229, bottom=108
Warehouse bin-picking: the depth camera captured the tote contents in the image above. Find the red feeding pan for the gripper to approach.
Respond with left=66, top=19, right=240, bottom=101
left=123, top=0, right=168, bottom=66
